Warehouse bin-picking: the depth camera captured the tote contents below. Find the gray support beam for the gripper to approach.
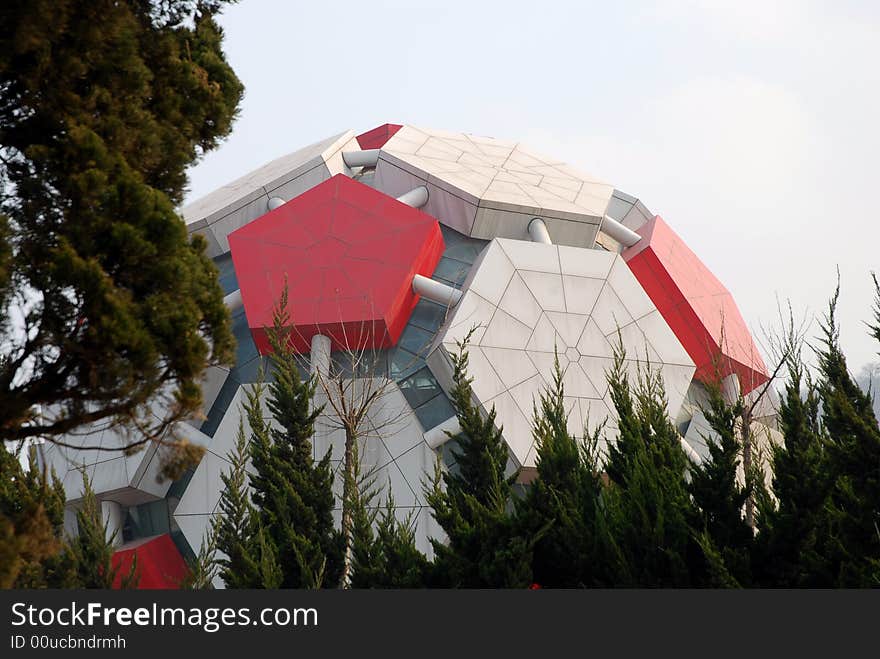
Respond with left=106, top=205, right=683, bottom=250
left=395, top=186, right=429, bottom=209
left=528, top=217, right=552, bottom=244
left=424, top=416, right=462, bottom=449
left=412, top=274, right=462, bottom=307
left=601, top=214, right=642, bottom=247
left=722, top=373, right=741, bottom=405
left=342, top=149, right=380, bottom=169
left=310, top=334, right=331, bottom=378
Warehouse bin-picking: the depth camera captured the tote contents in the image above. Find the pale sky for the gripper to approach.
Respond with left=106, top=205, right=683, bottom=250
left=184, top=0, right=880, bottom=373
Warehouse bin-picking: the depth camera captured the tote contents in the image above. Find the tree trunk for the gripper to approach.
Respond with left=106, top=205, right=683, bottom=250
left=339, top=426, right=355, bottom=588
left=740, top=408, right=755, bottom=529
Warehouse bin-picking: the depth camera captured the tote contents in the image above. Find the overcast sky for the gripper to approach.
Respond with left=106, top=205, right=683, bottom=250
left=184, top=0, right=880, bottom=373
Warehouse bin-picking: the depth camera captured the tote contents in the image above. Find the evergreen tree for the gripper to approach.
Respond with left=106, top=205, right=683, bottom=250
left=254, top=526, right=283, bottom=589
left=248, top=286, right=342, bottom=588
left=0, top=1, right=241, bottom=458
left=426, top=332, right=533, bottom=587
left=517, top=355, right=616, bottom=587
left=181, top=525, right=218, bottom=590
left=754, top=347, right=831, bottom=587
left=603, top=348, right=707, bottom=587
left=687, top=380, right=753, bottom=586
left=349, top=446, right=429, bottom=589
left=1, top=445, right=75, bottom=588
left=67, top=472, right=138, bottom=588
left=815, top=286, right=880, bottom=586
left=213, top=418, right=263, bottom=588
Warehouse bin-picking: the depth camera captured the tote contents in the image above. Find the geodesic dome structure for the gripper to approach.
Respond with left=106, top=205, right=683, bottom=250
left=41, top=123, right=772, bottom=586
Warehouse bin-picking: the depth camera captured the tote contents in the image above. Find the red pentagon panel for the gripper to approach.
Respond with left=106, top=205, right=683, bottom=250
left=356, top=123, right=403, bottom=150
left=622, top=216, right=768, bottom=394
left=111, top=534, right=189, bottom=589
left=229, top=174, right=444, bottom=354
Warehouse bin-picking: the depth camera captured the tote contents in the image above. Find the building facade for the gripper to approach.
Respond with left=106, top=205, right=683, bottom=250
left=40, top=124, right=778, bottom=587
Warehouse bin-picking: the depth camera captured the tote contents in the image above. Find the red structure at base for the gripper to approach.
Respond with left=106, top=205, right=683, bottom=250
left=229, top=174, right=445, bottom=354
left=111, top=534, right=189, bottom=589
left=623, top=216, right=768, bottom=394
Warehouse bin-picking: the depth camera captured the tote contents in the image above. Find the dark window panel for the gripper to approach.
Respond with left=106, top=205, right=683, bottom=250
left=414, top=393, right=456, bottom=431
left=408, top=299, right=451, bottom=333
left=399, top=367, right=444, bottom=409
left=397, top=324, right=434, bottom=358
left=390, top=346, right=424, bottom=381
left=432, top=257, right=470, bottom=286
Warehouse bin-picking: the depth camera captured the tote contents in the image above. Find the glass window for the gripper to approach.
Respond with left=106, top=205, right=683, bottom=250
left=232, top=313, right=258, bottom=365
left=409, top=299, right=450, bottom=333
left=399, top=367, right=444, bottom=409
left=397, top=324, right=434, bottom=358
left=432, top=257, right=469, bottom=287
left=390, top=346, right=424, bottom=381
left=443, top=241, right=483, bottom=265
left=414, top=393, right=456, bottom=430
left=213, top=253, right=239, bottom=295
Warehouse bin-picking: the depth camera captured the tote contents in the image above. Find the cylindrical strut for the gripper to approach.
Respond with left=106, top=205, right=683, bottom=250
left=528, top=217, right=553, bottom=244
left=396, top=186, right=429, bottom=208
left=342, top=149, right=380, bottom=168
left=601, top=214, right=641, bottom=247
left=412, top=274, right=462, bottom=307
left=310, top=334, right=331, bottom=378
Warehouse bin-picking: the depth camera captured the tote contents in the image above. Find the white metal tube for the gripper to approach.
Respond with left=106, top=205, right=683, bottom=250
left=267, top=196, right=285, bottom=211
left=680, top=437, right=702, bottom=464
left=424, top=416, right=462, bottom=449
left=528, top=217, right=552, bottom=244
left=396, top=186, right=429, bottom=208
left=342, top=149, right=380, bottom=168
left=223, top=289, right=243, bottom=314
left=721, top=373, right=741, bottom=405
left=310, top=334, right=331, bottom=378
left=412, top=274, right=462, bottom=307
left=601, top=214, right=642, bottom=247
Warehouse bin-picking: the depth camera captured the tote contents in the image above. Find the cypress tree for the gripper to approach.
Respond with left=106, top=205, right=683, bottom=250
left=426, top=332, right=533, bottom=587
left=603, top=348, right=707, bottom=587
left=687, top=381, right=753, bottom=586
left=1, top=445, right=75, bottom=588
left=67, top=472, right=138, bottom=588
left=248, top=286, right=342, bottom=588
left=518, top=355, right=615, bottom=587
left=815, top=286, right=880, bottom=586
left=754, top=349, right=831, bottom=586
left=213, top=418, right=264, bottom=588
left=181, top=525, right=218, bottom=590
left=349, top=452, right=428, bottom=589
left=1, top=1, right=241, bottom=455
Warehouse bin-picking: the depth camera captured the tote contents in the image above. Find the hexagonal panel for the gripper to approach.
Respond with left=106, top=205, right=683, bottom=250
left=372, top=125, right=614, bottom=247
left=426, top=238, right=695, bottom=468
left=623, top=216, right=768, bottom=394
left=229, top=174, right=445, bottom=354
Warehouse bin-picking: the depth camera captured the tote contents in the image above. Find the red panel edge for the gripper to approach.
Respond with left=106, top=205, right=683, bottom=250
left=356, top=124, right=403, bottom=150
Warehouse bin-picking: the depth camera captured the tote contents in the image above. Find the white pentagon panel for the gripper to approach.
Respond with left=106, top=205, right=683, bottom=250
left=426, top=238, right=696, bottom=468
